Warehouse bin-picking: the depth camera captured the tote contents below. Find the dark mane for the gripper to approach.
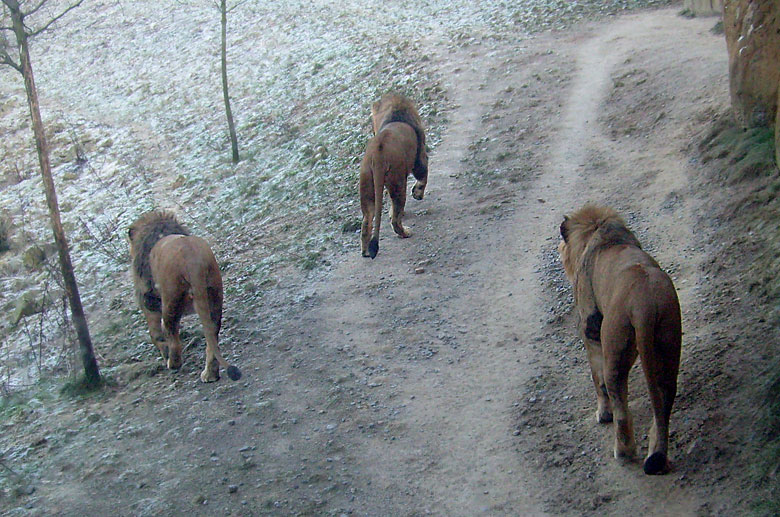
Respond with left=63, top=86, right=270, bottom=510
left=129, top=211, right=190, bottom=306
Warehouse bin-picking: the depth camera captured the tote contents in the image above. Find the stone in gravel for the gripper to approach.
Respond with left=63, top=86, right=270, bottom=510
left=228, top=485, right=238, bottom=494
left=414, top=267, right=425, bottom=274
left=16, top=485, right=35, bottom=496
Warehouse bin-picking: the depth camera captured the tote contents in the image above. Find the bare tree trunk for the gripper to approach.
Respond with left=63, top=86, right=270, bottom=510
left=221, top=0, right=239, bottom=163
left=8, top=2, right=100, bottom=386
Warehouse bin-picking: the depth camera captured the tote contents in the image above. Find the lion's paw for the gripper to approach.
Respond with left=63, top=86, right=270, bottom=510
left=596, top=409, right=613, bottom=423
left=412, top=185, right=425, bottom=200
left=200, top=369, right=219, bottom=383
left=613, top=445, right=636, bottom=463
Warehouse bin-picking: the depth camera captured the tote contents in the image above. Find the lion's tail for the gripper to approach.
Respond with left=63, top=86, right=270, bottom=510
left=633, top=299, right=680, bottom=475
left=190, top=262, right=242, bottom=382
left=212, top=348, right=242, bottom=381
left=368, top=148, right=386, bottom=259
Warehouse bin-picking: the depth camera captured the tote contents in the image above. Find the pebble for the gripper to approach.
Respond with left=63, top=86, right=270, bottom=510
left=228, top=485, right=238, bottom=494
left=414, top=267, right=425, bottom=274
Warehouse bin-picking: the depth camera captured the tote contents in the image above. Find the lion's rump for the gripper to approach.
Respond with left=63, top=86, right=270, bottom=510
left=372, top=94, right=428, bottom=181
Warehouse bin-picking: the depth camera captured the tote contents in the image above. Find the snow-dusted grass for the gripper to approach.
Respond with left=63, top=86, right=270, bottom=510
left=0, top=0, right=673, bottom=388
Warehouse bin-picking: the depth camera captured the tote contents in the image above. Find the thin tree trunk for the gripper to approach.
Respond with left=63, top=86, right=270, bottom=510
left=221, top=0, right=239, bottom=163
left=9, top=3, right=100, bottom=385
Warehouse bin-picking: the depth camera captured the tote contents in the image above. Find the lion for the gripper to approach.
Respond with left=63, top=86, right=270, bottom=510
left=558, top=205, right=681, bottom=475
left=360, top=93, right=429, bottom=258
left=128, top=211, right=241, bottom=382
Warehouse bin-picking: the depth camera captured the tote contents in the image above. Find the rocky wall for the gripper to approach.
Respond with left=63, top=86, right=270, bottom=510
left=723, top=0, right=779, bottom=132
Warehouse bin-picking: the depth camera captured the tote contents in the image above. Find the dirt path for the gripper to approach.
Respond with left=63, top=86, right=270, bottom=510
left=280, top=8, right=728, bottom=516
left=2, top=7, right=742, bottom=517
left=300, top=44, right=551, bottom=514
left=520, top=12, right=725, bottom=515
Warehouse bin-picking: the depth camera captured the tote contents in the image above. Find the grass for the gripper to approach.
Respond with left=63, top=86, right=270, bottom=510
left=701, top=122, right=777, bottom=184
left=679, top=8, right=695, bottom=19
left=749, top=360, right=780, bottom=515
left=59, top=372, right=109, bottom=398
left=0, top=211, right=11, bottom=253
left=0, top=0, right=712, bottom=394
left=0, top=376, right=60, bottom=420
left=699, top=114, right=780, bottom=515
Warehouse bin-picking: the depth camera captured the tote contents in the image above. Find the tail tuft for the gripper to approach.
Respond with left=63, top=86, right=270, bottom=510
left=226, top=365, right=242, bottom=381
left=368, top=237, right=379, bottom=259
left=643, top=451, right=668, bottom=475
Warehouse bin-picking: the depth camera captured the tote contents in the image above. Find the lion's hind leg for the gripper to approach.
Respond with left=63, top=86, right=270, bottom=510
left=193, top=284, right=223, bottom=383
left=411, top=161, right=427, bottom=201
left=388, top=178, right=411, bottom=238
left=601, top=317, right=639, bottom=462
left=142, top=308, right=168, bottom=361
left=161, top=293, right=186, bottom=371
left=360, top=172, right=375, bottom=258
left=583, top=338, right=613, bottom=423
left=411, top=136, right=428, bottom=200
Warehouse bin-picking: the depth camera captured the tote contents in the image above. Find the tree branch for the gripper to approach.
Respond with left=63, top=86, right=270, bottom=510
left=0, top=0, right=21, bottom=12
left=227, top=0, right=248, bottom=13
left=0, top=44, right=21, bottom=72
left=27, top=0, right=83, bottom=38
left=0, top=55, right=21, bottom=72
left=24, top=0, right=49, bottom=17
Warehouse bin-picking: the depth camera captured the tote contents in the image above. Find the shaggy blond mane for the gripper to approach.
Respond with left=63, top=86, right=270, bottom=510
left=560, top=205, right=641, bottom=277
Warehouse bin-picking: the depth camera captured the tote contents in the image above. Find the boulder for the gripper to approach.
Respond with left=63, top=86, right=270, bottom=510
left=10, top=289, right=65, bottom=326
left=23, top=245, right=47, bottom=271
left=723, top=1, right=780, bottom=128
left=12, top=290, right=44, bottom=325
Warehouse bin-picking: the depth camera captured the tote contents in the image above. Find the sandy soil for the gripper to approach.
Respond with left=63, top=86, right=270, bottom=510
left=2, top=6, right=774, bottom=517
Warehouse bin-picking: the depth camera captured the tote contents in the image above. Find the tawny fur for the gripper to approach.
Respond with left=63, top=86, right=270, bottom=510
left=359, top=93, right=428, bottom=259
left=559, top=205, right=681, bottom=475
left=370, top=93, right=428, bottom=182
left=128, top=211, right=240, bottom=382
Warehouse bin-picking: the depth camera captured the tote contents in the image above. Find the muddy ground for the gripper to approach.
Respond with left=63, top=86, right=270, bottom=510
left=1, top=4, right=778, bottom=517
